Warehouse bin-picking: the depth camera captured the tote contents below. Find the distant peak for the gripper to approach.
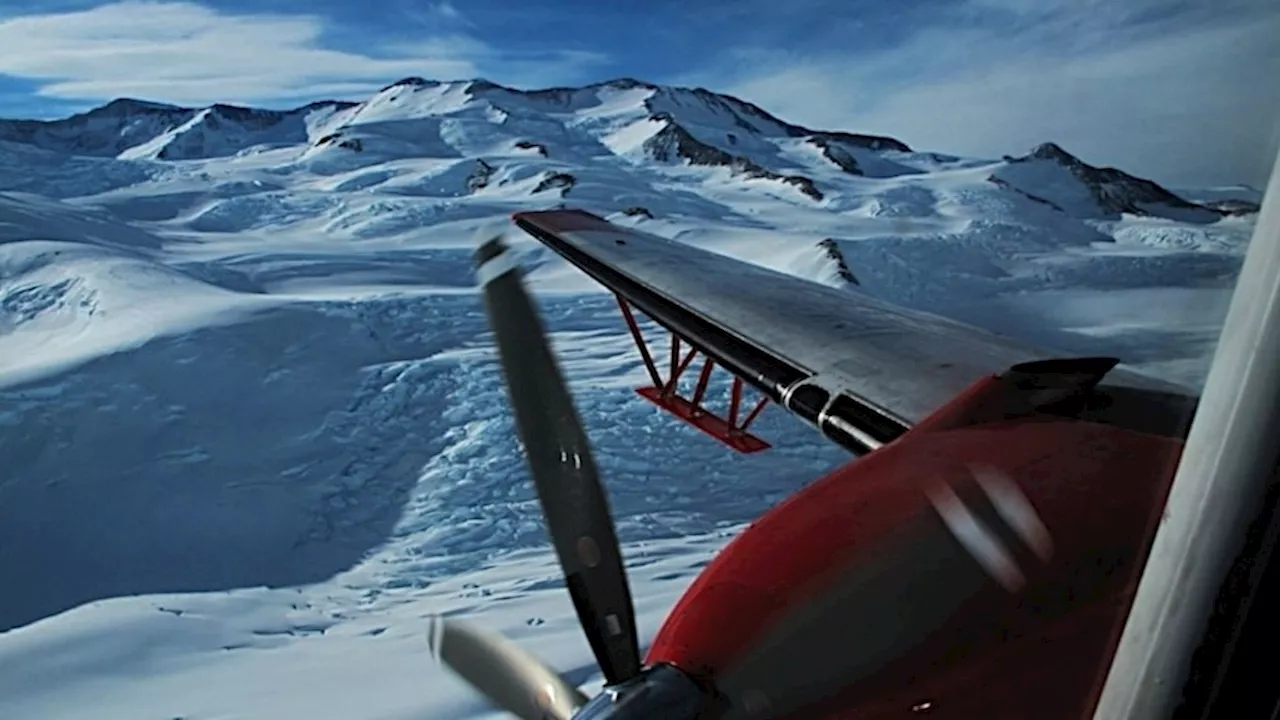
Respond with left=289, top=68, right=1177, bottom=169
left=380, top=77, right=441, bottom=91
left=1027, top=142, right=1079, bottom=164
left=208, top=102, right=259, bottom=115
left=96, top=98, right=185, bottom=114
left=206, top=103, right=292, bottom=126
left=996, top=141, right=1222, bottom=220
left=596, top=77, right=656, bottom=91
left=466, top=78, right=505, bottom=93
left=295, top=99, right=361, bottom=112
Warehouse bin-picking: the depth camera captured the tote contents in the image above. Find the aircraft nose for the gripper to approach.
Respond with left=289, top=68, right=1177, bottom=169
left=572, top=663, right=708, bottom=720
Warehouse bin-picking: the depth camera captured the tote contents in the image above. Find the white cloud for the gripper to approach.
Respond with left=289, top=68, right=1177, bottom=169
left=0, top=1, right=604, bottom=107
left=433, top=2, right=463, bottom=21
left=696, top=1, right=1280, bottom=187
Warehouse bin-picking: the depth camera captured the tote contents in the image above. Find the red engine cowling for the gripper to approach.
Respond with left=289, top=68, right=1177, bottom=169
left=646, top=376, right=1184, bottom=719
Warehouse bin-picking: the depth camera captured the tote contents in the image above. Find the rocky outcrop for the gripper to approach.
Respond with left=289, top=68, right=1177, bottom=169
left=622, top=206, right=653, bottom=219
left=315, top=133, right=363, bottom=152
left=818, top=239, right=859, bottom=285
left=206, top=103, right=300, bottom=131
left=809, top=136, right=862, bottom=175
left=986, top=175, right=1064, bottom=212
left=380, top=77, right=438, bottom=91
left=782, top=176, right=824, bottom=201
left=808, top=130, right=910, bottom=153
left=466, top=159, right=495, bottom=192
left=514, top=140, right=548, bottom=156
left=643, top=115, right=824, bottom=201
left=533, top=172, right=575, bottom=195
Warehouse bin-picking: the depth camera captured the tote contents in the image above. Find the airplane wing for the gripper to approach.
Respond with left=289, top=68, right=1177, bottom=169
left=512, top=209, right=1194, bottom=454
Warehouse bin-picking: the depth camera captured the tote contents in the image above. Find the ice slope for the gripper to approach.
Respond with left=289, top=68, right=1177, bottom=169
left=0, top=77, right=1262, bottom=719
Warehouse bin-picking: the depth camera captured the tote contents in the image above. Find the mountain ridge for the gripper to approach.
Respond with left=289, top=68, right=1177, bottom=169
left=0, top=76, right=1255, bottom=267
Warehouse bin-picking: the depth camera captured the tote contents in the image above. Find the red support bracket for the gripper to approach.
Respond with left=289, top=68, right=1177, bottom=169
left=615, top=295, right=771, bottom=454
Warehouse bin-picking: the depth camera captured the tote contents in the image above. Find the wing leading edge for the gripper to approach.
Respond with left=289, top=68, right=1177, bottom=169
left=512, top=209, right=1194, bottom=453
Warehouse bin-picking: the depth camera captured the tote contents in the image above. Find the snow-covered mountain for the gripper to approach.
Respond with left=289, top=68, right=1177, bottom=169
left=0, top=78, right=1239, bottom=222
left=0, top=76, right=1254, bottom=300
left=990, top=142, right=1229, bottom=222
left=0, top=77, right=1262, bottom=719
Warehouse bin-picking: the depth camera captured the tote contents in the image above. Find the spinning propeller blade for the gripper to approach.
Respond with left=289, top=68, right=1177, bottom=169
left=469, top=232, right=642, bottom=684
left=428, top=615, right=588, bottom=720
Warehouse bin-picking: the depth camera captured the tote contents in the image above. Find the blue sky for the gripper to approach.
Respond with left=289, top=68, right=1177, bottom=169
left=0, top=0, right=1277, bottom=186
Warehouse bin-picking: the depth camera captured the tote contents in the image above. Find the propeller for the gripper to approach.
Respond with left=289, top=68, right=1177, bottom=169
left=427, top=615, right=588, bottom=720
left=431, top=231, right=643, bottom=717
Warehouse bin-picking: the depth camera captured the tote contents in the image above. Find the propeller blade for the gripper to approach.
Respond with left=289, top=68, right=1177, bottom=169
left=475, top=234, right=643, bottom=686
left=428, top=615, right=588, bottom=720
left=713, top=472, right=1046, bottom=719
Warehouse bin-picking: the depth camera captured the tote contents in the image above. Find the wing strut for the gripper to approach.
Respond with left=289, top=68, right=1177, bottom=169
left=616, top=295, right=771, bottom=454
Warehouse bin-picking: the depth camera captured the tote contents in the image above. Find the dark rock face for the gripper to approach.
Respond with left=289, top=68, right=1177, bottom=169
left=643, top=116, right=824, bottom=201
left=643, top=114, right=726, bottom=165
left=381, top=77, right=437, bottom=91
left=808, top=130, right=910, bottom=153
left=464, top=77, right=657, bottom=100
left=809, top=136, right=862, bottom=175
left=316, top=133, right=363, bottom=152
left=782, top=176, right=824, bottom=201
left=1026, top=142, right=1076, bottom=164
left=986, top=175, right=1066, bottom=212
left=467, top=159, right=495, bottom=192
left=533, top=172, right=575, bottom=196
left=622, top=206, right=653, bottom=219
left=597, top=78, right=657, bottom=91
left=522, top=87, right=577, bottom=105
left=207, top=104, right=289, bottom=130
left=818, top=238, right=859, bottom=285
left=514, top=140, right=548, bottom=156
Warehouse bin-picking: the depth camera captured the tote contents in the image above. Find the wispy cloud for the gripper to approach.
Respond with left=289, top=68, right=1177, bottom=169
left=692, top=0, right=1280, bottom=186
left=432, top=1, right=463, bottom=22
left=0, top=0, right=606, bottom=107
left=389, top=0, right=475, bottom=32
left=1, top=0, right=1274, bottom=185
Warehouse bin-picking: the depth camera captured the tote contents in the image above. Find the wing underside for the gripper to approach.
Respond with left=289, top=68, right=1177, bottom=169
left=512, top=209, right=1192, bottom=453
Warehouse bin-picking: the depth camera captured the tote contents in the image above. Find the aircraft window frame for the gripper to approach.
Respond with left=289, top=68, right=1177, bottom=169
left=1092, top=147, right=1280, bottom=720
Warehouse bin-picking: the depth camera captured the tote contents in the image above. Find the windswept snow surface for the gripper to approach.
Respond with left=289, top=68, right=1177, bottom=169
left=0, top=79, right=1260, bottom=719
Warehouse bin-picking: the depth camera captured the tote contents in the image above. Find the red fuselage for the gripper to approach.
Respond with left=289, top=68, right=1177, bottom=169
left=645, top=375, right=1185, bottom=718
